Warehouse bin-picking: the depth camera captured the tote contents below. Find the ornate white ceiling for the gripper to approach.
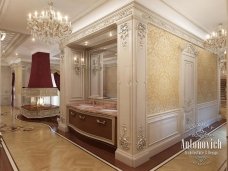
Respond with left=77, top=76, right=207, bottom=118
left=0, top=0, right=108, bottom=63
left=0, top=0, right=227, bottom=64
left=161, top=0, right=227, bottom=33
left=1, top=31, right=16, bottom=51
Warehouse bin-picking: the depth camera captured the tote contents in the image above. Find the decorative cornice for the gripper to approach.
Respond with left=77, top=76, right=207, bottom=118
left=133, top=3, right=204, bottom=48
left=65, top=2, right=134, bottom=45
left=182, top=43, right=199, bottom=56
left=65, top=2, right=204, bottom=49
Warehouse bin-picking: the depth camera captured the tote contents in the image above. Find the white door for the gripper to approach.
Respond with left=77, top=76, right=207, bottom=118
left=181, top=51, right=196, bottom=132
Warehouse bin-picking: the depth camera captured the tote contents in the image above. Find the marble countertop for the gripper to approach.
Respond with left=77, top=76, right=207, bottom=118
left=67, top=103, right=117, bottom=117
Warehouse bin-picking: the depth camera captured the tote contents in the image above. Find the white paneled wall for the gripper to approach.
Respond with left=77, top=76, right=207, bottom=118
left=1, top=66, right=11, bottom=105
left=197, top=101, right=219, bottom=126
left=147, top=110, right=181, bottom=156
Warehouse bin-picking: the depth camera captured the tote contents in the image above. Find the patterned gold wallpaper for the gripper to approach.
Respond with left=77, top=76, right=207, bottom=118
left=146, top=24, right=217, bottom=115
left=197, top=48, right=217, bottom=103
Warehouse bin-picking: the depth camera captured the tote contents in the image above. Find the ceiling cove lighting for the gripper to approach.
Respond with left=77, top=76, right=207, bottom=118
left=204, top=24, right=227, bottom=54
left=27, top=0, right=72, bottom=44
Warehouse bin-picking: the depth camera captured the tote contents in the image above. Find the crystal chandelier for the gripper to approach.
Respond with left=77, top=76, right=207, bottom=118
left=203, top=24, right=227, bottom=54
left=27, top=0, right=72, bottom=44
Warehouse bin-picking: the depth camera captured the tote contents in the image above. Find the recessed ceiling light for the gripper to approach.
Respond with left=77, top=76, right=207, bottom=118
left=109, top=32, right=113, bottom=37
left=84, top=41, right=88, bottom=46
left=32, top=37, right=35, bottom=42
left=15, top=53, right=18, bottom=56
left=2, top=50, right=5, bottom=53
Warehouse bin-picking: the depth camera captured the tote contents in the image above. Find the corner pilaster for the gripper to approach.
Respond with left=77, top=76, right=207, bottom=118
left=115, top=15, right=148, bottom=167
left=58, top=46, right=71, bottom=132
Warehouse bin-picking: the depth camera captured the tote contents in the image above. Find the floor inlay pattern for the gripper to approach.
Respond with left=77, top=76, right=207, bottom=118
left=154, top=124, right=227, bottom=171
left=0, top=106, right=119, bottom=171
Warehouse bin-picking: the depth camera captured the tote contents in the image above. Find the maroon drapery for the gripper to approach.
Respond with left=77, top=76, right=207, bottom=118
left=54, top=72, right=60, bottom=91
left=11, top=72, right=15, bottom=107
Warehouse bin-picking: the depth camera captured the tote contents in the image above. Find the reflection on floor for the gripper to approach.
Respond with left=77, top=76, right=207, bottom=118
left=155, top=124, right=227, bottom=171
left=0, top=106, right=117, bottom=171
left=1, top=106, right=227, bottom=171
left=18, top=112, right=227, bottom=171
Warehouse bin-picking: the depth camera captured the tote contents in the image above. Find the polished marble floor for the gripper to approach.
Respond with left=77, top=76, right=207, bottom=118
left=0, top=106, right=226, bottom=171
left=155, top=124, right=227, bottom=171
left=0, top=106, right=118, bottom=171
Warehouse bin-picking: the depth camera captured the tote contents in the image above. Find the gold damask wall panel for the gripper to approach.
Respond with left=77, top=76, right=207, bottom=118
left=147, top=24, right=217, bottom=115
left=147, top=24, right=184, bottom=114
left=197, top=49, right=217, bottom=103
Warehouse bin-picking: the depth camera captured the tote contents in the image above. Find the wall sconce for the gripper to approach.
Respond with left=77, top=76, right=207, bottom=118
left=74, top=56, right=85, bottom=74
left=92, top=58, right=102, bottom=73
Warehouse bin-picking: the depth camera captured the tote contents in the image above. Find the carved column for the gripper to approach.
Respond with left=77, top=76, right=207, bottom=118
left=58, top=45, right=86, bottom=132
left=10, top=63, right=23, bottom=108
left=115, top=16, right=148, bottom=167
left=58, top=46, right=71, bottom=132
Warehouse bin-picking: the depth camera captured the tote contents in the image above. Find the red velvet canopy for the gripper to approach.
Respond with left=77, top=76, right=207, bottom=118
left=28, top=52, right=53, bottom=88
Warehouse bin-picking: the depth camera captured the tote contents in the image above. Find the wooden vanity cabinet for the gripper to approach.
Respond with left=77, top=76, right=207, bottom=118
left=68, top=108, right=116, bottom=145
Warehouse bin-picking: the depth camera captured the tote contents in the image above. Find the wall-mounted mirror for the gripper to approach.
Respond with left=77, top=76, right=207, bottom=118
left=89, top=43, right=117, bottom=99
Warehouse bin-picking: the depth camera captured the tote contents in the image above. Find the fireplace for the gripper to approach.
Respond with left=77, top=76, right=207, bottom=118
left=21, top=52, right=59, bottom=118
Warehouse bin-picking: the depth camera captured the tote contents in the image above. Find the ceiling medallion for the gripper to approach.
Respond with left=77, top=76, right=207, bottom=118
left=27, top=0, right=72, bottom=44
left=203, top=24, right=226, bottom=54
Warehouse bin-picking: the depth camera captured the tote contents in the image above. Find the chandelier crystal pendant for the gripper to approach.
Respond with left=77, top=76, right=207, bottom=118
left=203, top=24, right=227, bottom=54
left=27, top=0, right=72, bottom=44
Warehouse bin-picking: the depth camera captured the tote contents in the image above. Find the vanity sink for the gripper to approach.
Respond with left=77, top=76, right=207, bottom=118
left=100, top=109, right=117, bottom=113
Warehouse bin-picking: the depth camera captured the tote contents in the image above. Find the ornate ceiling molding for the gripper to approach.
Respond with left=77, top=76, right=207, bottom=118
left=1, top=31, right=16, bottom=51
left=133, top=2, right=204, bottom=48
left=66, top=2, right=204, bottom=49
left=71, top=0, right=108, bottom=23
left=2, top=33, right=29, bottom=58
left=65, top=2, right=134, bottom=45
left=0, top=0, right=9, bottom=20
left=182, top=43, right=199, bottom=56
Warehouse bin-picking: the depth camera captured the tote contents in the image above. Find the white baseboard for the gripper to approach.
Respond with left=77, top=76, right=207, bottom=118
left=146, top=109, right=182, bottom=159
left=147, top=133, right=181, bottom=157
left=115, top=148, right=150, bottom=167
left=197, top=100, right=219, bottom=127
